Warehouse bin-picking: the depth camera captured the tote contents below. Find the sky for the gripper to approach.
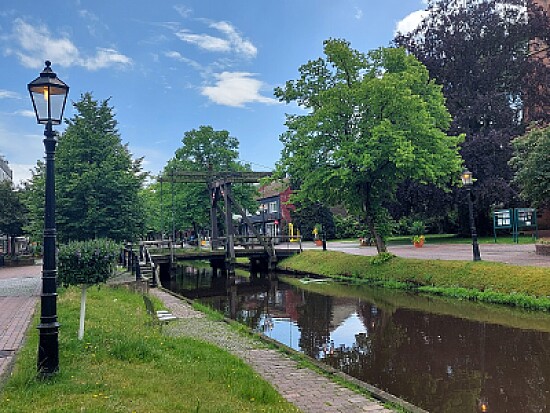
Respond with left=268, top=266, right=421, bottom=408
left=0, top=0, right=429, bottom=184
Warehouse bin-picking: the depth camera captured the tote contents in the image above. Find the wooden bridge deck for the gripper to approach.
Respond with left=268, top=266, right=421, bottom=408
left=150, top=246, right=300, bottom=264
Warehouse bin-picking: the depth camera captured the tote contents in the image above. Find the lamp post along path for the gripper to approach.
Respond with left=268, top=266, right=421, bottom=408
left=461, top=168, right=482, bottom=262
left=28, top=61, right=69, bottom=377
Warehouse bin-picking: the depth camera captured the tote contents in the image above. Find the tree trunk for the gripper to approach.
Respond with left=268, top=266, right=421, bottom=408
left=78, top=285, right=88, bottom=340
left=366, top=215, right=387, bottom=254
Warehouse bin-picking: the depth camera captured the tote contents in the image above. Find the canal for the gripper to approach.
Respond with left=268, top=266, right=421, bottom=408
left=165, top=264, right=550, bottom=413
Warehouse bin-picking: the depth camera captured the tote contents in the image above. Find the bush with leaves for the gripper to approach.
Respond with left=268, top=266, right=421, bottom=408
left=58, top=238, right=120, bottom=287
left=58, top=238, right=120, bottom=340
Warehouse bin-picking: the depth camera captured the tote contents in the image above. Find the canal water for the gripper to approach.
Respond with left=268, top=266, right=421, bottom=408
left=166, top=264, right=550, bottom=413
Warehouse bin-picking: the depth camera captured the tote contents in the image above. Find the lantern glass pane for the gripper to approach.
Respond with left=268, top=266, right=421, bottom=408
left=29, top=84, right=67, bottom=124
left=30, top=89, right=48, bottom=122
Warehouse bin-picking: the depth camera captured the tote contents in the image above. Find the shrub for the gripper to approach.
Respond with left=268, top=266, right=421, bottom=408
left=58, top=238, right=121, bottom=340
left=58, top=238, right=120, bottom=287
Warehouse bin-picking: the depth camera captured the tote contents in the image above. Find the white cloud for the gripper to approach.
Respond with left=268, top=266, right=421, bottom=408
left=13, top=110, right=35, bottom=118
left=210, top=21, right=257, bottom=58
left=394, top=9, right=428, bottom=35
left=165, top=51, right=203, bottom=71
left=175, top=30, right=231, bottom=52
left=82, top=48, right=133, bottom=70
left=174, top=5, right=192, bottom=18
left=175, top=20, right=257, bottom=58
left=0, top=121, right=43, bottom=183
left=7, top=19, right=132, bottom=70
left=354, top=8, right=364, bottom=20
left=0, top=89, right=21, bottom=99
left=201, top=72, right=278, bottom=107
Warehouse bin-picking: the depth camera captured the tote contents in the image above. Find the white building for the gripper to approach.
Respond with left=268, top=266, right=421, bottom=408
left=0, top=156, right=12, bottom=182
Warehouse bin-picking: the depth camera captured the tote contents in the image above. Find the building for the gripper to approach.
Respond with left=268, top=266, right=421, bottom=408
left=246, top=180, right=295, bottom=239
left=0, top=156, right=12, bottom=182
left=525, top=0, right=550, bottom=124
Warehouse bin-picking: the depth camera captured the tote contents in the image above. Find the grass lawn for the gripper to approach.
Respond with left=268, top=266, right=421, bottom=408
left=278, top=251, right=550, bottom=310
left=0, top=286, right=299, bottom=413
left=334, top=233, right=537, bottom=245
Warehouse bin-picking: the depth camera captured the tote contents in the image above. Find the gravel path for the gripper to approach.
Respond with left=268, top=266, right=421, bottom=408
left=150, top=288, right=398, bottom=413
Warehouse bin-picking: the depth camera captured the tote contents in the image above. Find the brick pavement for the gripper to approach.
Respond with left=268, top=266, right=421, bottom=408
left=0, top=264, right=41, bottom=384
left=152, top=288, right=402, bottom=413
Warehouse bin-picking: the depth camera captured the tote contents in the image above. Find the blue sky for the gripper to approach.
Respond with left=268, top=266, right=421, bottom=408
left=0, top=1, right=428, bottom=184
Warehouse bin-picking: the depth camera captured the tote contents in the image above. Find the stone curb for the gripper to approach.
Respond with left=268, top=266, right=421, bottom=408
left=156, top=286, right=426, bottom=413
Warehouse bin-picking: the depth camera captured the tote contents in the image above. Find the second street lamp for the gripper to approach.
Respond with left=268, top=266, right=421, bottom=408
left=461, top=168, right=482, bottom=262
left=28, top=61, right=69, bottom=376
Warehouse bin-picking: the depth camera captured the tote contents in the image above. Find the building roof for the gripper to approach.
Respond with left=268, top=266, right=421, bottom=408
left=258, top=179, right=290, bottom=199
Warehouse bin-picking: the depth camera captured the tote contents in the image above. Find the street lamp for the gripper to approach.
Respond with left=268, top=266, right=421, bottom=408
left=28, top=61, right=69, bottom=377
left=256, top=204, right=267, bottom=235
left=461, top=168, right=481, bottom=261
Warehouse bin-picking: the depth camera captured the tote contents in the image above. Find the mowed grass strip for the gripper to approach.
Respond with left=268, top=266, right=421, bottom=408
left=279, top=251, right=550, bottom=310
left=0, top=286, right=299, bottom=413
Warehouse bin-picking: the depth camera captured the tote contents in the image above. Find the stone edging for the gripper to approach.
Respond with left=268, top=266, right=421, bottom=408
left=158, top=287, right=428, bottom=413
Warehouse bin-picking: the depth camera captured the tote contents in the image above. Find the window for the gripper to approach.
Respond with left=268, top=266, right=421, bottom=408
left=268, top=201, right=278, bottom=213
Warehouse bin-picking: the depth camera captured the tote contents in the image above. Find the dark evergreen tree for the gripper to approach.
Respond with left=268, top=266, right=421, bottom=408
left=25, top=93, right=146, bottom=243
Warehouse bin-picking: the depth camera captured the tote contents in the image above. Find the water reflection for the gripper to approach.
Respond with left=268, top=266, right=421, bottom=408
left=168, top=264, right=550, bottom=413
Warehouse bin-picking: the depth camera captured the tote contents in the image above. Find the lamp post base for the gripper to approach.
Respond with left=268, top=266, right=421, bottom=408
left=37, top=322, right=60, bottom=377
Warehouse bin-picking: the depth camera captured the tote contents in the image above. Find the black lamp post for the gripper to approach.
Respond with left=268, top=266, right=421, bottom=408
left=461, top=168, right=481, bottom=262
left=28, top=61, right=69, bottom=377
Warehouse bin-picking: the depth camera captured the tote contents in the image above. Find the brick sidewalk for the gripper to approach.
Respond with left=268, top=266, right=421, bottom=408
left=151, top=289, right=410, bottom=413
left=0, top=265, right=41, bottom=384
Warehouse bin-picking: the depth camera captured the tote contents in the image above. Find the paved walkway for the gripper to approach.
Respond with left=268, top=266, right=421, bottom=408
left=151, top=288, right=401, bottom=413
left=312, top=241, right=550, bottom=267
left=0, top=265, right=41, bottom=383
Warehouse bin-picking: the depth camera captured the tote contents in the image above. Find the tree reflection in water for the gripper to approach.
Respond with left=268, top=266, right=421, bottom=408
left=169, top=267, right=550, bottom=413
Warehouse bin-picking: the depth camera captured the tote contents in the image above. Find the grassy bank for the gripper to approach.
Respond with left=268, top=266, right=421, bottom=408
left=278, top=251, right=550, bottom=311
left=0, top=286, right=298, bottom=413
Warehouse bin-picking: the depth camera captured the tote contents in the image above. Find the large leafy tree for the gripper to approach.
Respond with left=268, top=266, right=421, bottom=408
left=395, top=0, right=550, bottom=234
left=0, top=181, right=27, bottom=255
left=510, top=126, right=550, bottom=208
left=274, top=39, right=463, bottom=252
left=152, top=125, right=257, bottom=237
left=25, top=93, right=146, bottom=243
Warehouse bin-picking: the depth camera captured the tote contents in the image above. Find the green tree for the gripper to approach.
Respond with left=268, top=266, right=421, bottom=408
left=22, top=163, right=45, bottom=242
left=156, top=126, right=257, bottom=237
left=275, top=40, right=463, bottom=253
left=291, top=201, right=335, bottom=241
left=0, top=181, right=27, bottom=256
left=25, top=93, right=146, bottom=243
left=510, top=126, right=550, bottom=208
left=395, top=0, right=550, bottom=235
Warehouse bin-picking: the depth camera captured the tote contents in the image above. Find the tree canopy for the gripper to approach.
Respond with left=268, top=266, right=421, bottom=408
left=510, top=126, right=550, bottom=208
left=0, top=181, right=27, bottom=255
left=395, top=0, right=550, bottom=234
left=396, top=0, right=550, bottom=134
left=274, top=39, right=463, bottom=252
left=25, top=93, right=146, bottom=243
left=147, top=125, right=257, bottom=238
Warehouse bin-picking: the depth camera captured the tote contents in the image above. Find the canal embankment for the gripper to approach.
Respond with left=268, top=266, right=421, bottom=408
left=277, top=250, right=550, bottom=311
